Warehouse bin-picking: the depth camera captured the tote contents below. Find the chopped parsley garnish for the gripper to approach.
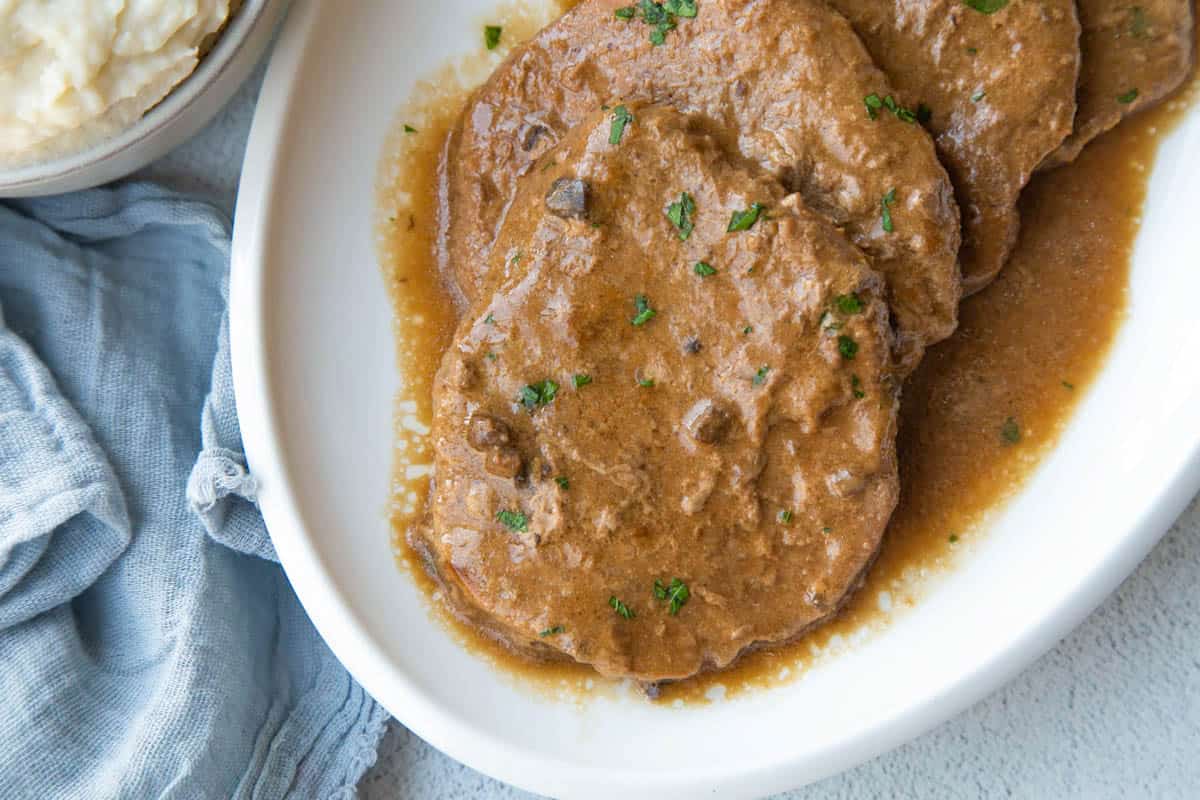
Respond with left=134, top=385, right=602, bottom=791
left=778, top=510, right=794, bottom=524
left=727, top=202, right=766, bottom=232
left=1001, top=417, right=1021, bottom=444
left=519, top=379, right=559, bottom=410
left=880, top=188, right=897, bottom=233
left=539, top=625, right=565, bottom=636
left=403, top=124, right=418, bottom=133
left=484, top=313, right=495, bottom=325
left=971, top=89, right=986, bottom=103
left=1117, top=88, right=1140, bottom=104
left=694, top=261, right=718, bottom=277
left=966, top=47, right=978, bottom=56
left=615, top=0, right=694, bottom=46
left=653, top=578, right=690, bottom=615
left=949, top=534, right=960, bottom=544
left=511, top=250, right=522, bottom=265
left=609, top=105, right=634, bottom=145
left=837, top=335, right=858, bottom=360
left=864, top=93, right=926, bottom=124
left=1061, top=380, right=1075, bottom=390
left=637, top=376, right=656, bottom=387
left=631, top=294, right=657, bottom=326
left=496, top=509, right=528, bottom=531
left=609, top=596, right=636, bottom=619
left=821, top=526, right=832, bottom=535
left=753, top=365, right=770, bottom=386
left=666, top=192, right=696, bottom=240
left=835, top=293, right=863, bottom=314
left=485, top=352, right=497, bottom=361
left=484, top=25, right=503, bottom=50
left=555, top=476, right=570, bottom=490
left=572, top=373, right=592, bottom=389
left=743, top=325, right=753, bottom=335
left=851, top=374, right=865, bottom=399
left=963, top=0, right=1009, bottom=13
left=1131, top=7, right=1149, bottom=38
left=664, top=0, right=697, bottom=16
left=864, top=93, right=884, bottom=119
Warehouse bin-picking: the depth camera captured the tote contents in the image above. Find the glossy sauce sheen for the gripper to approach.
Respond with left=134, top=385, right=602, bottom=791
left=378, top=11, right=1199, bottom=702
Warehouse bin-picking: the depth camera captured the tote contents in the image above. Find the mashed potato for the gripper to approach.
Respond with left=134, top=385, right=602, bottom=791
left=0, top=0, right=231, bottom=165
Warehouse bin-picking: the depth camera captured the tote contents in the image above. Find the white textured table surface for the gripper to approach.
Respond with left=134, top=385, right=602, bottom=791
left=155, top=61, right=1200, bottom=800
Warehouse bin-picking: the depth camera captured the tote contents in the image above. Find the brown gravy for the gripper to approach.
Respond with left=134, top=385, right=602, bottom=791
left=377, top=12, right=1199, bottom=703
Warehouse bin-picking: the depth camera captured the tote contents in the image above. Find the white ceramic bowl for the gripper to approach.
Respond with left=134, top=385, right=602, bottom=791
left=230, top=1, right=1200, bottom=797
left=0, top=0, right=289, bottom=198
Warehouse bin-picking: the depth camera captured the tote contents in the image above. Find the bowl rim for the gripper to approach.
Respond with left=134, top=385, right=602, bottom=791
left=0, top=0, right=277, bottom=194
left=229, top=1, right=1200, bottom=797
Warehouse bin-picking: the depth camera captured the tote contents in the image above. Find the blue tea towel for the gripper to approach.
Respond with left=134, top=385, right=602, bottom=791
left=0, top=183, right=387, bottom=798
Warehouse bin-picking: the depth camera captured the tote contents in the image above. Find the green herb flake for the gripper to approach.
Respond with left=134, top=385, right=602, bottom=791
left=554, top=476, right=570, bottom=491
left=572, top=373, right=593, bottom=389
left=1061, top=380, right=1075, bottom=390
left=485, top=352, right=498, bottom=361
left=821, top=526, right=833, bottom=535
left=851, top=374, right=865, bottom=399
left=971, top=89, right=986, bottom=103
left=778, top=509, right=794, bottom=524
left=694, top=261, right=718, bottom=277
left=949, top=534, right=960, bottom=544
left=1001, top=417, right=1021, bottom=444
left=609, top=596, right=636, bottom=619
left=835, top=292, right=863, bottom=314
left=962, top=0, right=1009, bottom=14
left=837, top=335, right=859, bottom=361
left=966, top=46, right=978, bottom=56
left=615, top=0, right=691, bottom=46
left=609, top=104, right=634, bottom=145
left=881, top=188, right=897, bottom=233
left=743, top=325, right=753, bottom=335
left=539, top=625, right=565, bottom=636
left=496, top=509, right=528, bottom=532
left=653, top=578, right=690, bottom=615
left=484, top=313, right=495, bottom=325
left=1117, top=88, right=1140, bottom=104
left=864, top=93, right=884, bottom=120
left=727, top=202, right=766, bottom=232
left=753, top=365, right=770, bottom=386
left=664, top=0, right=697, bottom=16
left=484, top=25, right=503, bottom=50
left=631, top=294, right=657, bottom=326
left=1131, top=7, right=1149, bottom=38
left=518, top=379, right=559, bottom=410
left=666, top=191, right=696, bottom=240
left=403, top=124, right=418, bottom=134
left=637, top=376, right=655, bottom=388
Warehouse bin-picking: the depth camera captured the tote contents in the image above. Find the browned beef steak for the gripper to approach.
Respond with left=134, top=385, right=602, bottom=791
left=1043, top=0, right=1195, bottom=169
left=440, top=0, right=961, bottom=368
left=417, top=106, right=900, bottom=682
left=827, top=0, right=1080, bottom=295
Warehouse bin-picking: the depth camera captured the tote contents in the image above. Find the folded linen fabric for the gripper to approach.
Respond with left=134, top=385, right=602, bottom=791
left=0, top=183, right=386, bottom=799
